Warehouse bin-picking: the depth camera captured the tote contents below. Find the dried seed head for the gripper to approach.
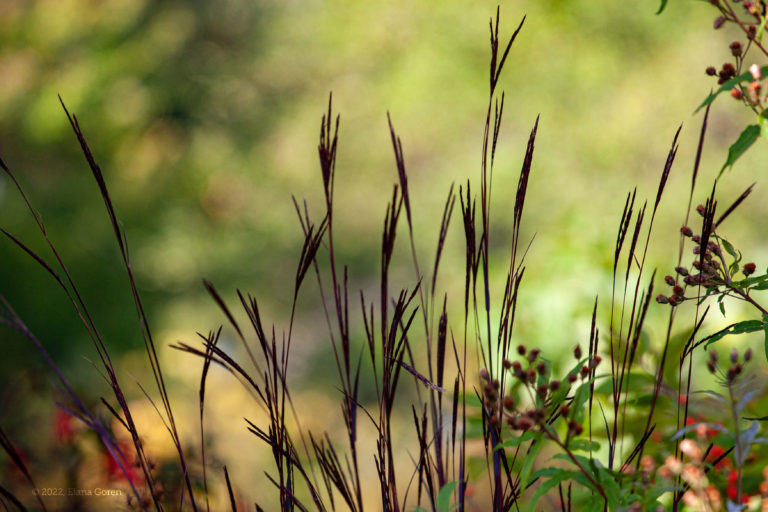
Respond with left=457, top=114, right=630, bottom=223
left=479, top=368, right=490, bottom=381
left=673, top=285, right=684, bottom=295
left=517, top=344, right=526, bottom=356
left=665, top=275, right=675, bottom=286
left=537, top=384, right=548, bottom=397
left=743, top=262, right=756, bottom=276
left=549, top=380, right=560, bottom=391
left=568, top=420, right=583, bottom=436
left=536, top=362, right=547, bottom=375
left=580, top=365, right=590, bottom=379
left=527, top=348, right=540, bottom=362
left=568, top=372, right=578, bottom=383
left=503, top=396, right=515, bottom=411
left=730, top=41, right=743, bottom=56
left=573, top=345, right=582, bottom=359
left=696, top=204, right=706, bottom=216
left=527, top=369, right=537, bottom=384
left=503, top=358, right=512, bottom=370
left=675, top=266, right=689, bottom=276
left=560, top=404, right=570, bottom=416
left=681, top=226, right=693, bottom=237
left=706, top=66, right=717, bottom=76
left=656, top=294, right=669, bottom=304
left=589, top=355, right=602, bottom=369
left=692, top=235, right=701, bottom=243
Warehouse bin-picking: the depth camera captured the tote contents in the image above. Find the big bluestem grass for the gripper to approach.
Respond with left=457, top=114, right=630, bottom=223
left=2, top=5, right=768, bottom=512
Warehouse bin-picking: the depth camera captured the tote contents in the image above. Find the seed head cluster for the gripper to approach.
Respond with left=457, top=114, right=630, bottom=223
left=479, top=344, right=600, bottom=439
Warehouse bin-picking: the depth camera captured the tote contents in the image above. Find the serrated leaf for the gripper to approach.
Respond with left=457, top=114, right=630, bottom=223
left=436, top=481, right=457, bottom=512
left=697, top=66, right=768, bottom=112
left=720, top=125, right=761, bottom=177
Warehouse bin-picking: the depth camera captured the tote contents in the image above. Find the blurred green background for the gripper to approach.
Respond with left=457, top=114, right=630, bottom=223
left=1, top=0, right=768, bottom=508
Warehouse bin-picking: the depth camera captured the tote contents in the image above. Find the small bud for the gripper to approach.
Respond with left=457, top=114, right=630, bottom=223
left=675, top=266, right=689, bottom=276
left=731, top=348, right=739, bottom=363
left=574, top=345, right=582, bottom=359
left=692, top=260, right=702, bottom=270
left=710, top=350, right=718, bottom=362
left=750, top=63, right=762, bottom=80
left=537, top=384, right=548, bottom=397
left=568, top=420, right=583, bottom=436
left=665, top=275, right=675, bottom=286
left=743, top=262, right=756, bottom=276
left=527, top=369, right=537, bottom=384
left=706, top=66, right=718, bottom=76
left=503, top=358, right=512, bottom=369
left=714, top=16, right=726, bottom=29
left=696, top=204, right=705, bottom=216
left=731, top=87, right=744, bottom=100
left=730, top=41, right=743, bottom=56
left=492, top=379, right=500, bottom=390
left=517, top=344, right=526, bottom=356
left=589, top=355, right=602, bottom=369
left=681, top=226, right=693, bottom=237
left=680, top=439, right=703, bottom=461
left=707, top=360, right=717, bottom=373
left=580, top=365, right=590, bottom=379
left=560, top=404, right=570, bottom=416
left=549, top=380, right=560, bottom=391
left=692, top=235, right=701, bottom=243
left=527, top=348, right=540, bottom=362
left=673, top=285, right=684, bottom=295
left=568, top=372, right=578, bottom=383
left=536, top=362, right=547, bottom=376
left=745, top=348, right=753, bottom=362
left=503, top=396, right=515, bottom=411
left=656, top=294, right=669, bottom=304
left=479, top=368, right=490, bottom=381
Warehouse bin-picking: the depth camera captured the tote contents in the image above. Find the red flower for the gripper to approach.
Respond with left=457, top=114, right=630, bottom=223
left=54, top=409, right=75, bottom=443
left=726, top=469, right=750, bottom=503
left=104, top=441, right=139, bottom=485
left=705, top=444, right=730, bottom=470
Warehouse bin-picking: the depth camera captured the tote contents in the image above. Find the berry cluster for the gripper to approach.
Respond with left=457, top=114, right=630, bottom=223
left=655, top=220, right=757, bottom=307
left=707, top=347, right=752, bottom=382
left=479, top=344, right=601, bottom=439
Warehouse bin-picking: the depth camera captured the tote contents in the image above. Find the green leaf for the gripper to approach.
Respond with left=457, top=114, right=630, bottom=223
left=696, top=66, right=768, bottom=112
left=519, top=439, right=544, bottom=498
left=436, top=481, right=457, bottom=512
left=528, top=469, right=580, bottom=512
left=656, top=0, right=668, bottom=14
left=495, top=430, right=538, bottom=450
left=760, top=112, right=768, bottom=141
left=719, top=125, right=761, bottom=177
left=569, top=438, right=600, bottom=452
left=763, top=313, right=768, bottom=362
left=702, top=319, right=765, bottom=350
left=599, top=468, right=621, bottom=511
